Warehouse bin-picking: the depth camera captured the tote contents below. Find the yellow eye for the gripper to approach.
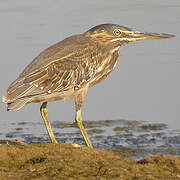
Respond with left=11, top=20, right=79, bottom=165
left=113, top=29, right=122, bottom=36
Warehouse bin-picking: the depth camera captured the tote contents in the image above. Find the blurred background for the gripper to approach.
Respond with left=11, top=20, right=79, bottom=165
left=0, top=1, right=179, bottom=151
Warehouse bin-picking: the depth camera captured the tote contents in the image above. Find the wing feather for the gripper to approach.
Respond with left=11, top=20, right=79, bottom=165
left=3, top=35, right=97, bottom=106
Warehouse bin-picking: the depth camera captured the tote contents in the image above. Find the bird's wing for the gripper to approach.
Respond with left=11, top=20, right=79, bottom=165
left=4, top=36, right=97, bottom=104
left=23, top=57, right=95, bottom=93
left=19, top=35, right=93, bottom=78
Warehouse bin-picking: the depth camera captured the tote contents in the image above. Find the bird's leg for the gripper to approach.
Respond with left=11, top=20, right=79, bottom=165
left=40, top=102, right=58, bottom=144
left=75, top=93, right=93, bottom=148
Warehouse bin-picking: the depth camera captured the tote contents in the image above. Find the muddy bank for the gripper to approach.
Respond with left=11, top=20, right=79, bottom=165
left=0, top=143, right=180, bottom=179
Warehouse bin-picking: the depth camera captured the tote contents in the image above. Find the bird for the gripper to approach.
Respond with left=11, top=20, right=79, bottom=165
left=2, top=24, right=174, bottom=148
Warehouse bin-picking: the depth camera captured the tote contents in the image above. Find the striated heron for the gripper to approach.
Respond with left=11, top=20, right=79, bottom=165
left=3, top=24, right=174, bottom=148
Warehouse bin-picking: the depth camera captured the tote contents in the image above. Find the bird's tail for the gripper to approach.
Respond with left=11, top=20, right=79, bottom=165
left=3, top=97, right=30, bottom=111
left=2, top=77, right=41, bottom=111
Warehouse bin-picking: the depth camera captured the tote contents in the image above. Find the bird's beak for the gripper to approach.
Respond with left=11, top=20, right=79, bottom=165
left=124, top=30, right=175, bottom=42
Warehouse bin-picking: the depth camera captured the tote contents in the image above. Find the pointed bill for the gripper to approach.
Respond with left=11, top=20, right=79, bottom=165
left=123, top=31, right=175, bottom=42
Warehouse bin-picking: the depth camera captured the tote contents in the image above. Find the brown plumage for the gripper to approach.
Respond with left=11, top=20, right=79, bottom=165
left=3, top=24, right=174, bottom=147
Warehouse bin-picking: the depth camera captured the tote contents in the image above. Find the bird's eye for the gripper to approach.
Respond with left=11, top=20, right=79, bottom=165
left=113, top=29, right=122, bottom=36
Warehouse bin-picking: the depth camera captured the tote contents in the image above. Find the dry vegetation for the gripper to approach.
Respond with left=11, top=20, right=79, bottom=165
left=0, top=143, right=180, bottom=179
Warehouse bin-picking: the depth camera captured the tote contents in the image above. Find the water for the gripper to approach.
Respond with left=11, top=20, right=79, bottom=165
left=0, top=1, right=180, bottom=157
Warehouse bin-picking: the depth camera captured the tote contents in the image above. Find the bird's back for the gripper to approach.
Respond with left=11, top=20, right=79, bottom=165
left=19, top=35, right=89, bottom=78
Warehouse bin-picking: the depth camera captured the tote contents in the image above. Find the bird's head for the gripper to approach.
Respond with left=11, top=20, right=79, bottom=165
left=84, top=24, right=174, bottom=47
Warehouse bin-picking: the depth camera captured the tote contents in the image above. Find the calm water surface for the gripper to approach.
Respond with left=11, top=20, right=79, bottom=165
left=0, top=1, right=179, bottom=156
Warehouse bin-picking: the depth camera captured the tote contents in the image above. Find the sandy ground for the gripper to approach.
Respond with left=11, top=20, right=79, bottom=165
left=0, top=142, right=180, bottom=180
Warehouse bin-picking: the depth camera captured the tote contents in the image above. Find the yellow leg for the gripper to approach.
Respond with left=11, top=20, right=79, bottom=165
left=40, top=102, right=58, bottom=144
left=75, top=110, right=93, bottom=148
left=75, top=92, right=93, bottom=148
